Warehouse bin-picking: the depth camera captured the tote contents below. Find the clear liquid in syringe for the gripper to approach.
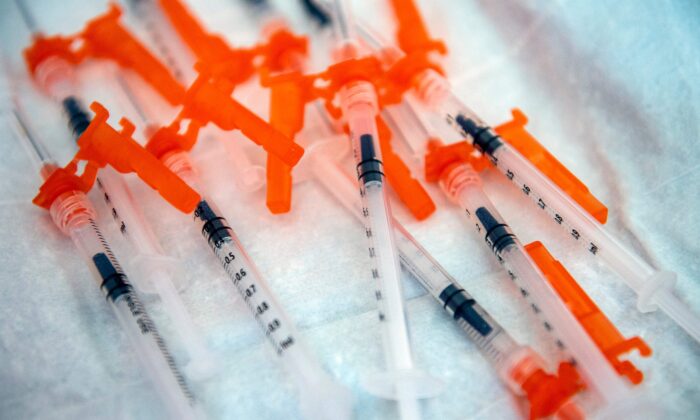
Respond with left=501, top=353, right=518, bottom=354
left=394, top=228, right=517, bottom=366
left=465, top=204, right=571, bottom=358
left=193, top=200, right=296, bottom=355
left=446, top=112, right=603, bottom=258
left=84, top=220, right=196, bottom=407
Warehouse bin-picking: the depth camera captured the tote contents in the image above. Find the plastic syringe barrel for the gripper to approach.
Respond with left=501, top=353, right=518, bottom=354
left=488, top=143, right=700, bottom=341
left=413, top=68, right=700, bottom=343
left=329, top=0, right=356, bottom=44
left=445, top=163, right=632, bottom=406
left=60, top=97, right=165, bottom=263
left=60, top=95, right=215, bottom=378
left=162, top=151, right=351, bottom=420
left=309, top=156, right=588, bottom=419
left=123, top=0, right=198, bottom=84
left=311, top=156, right=512, bottom=358
left=443, top=101, right=700, bottom=343
left=96, top=167, right=216, bottom=377
left=49, top=191, right=200, bottom=420
left=341, top=80, right=424, bottom=407
left=11, top=53, right=199, bottom=414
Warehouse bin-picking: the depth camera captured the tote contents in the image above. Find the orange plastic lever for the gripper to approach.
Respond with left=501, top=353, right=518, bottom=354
left=33, top=166, right=96, bottom=210
left=80, top=5, right=186, bottom=105
left=24, top=5, right=186, bottom=106
left=180, top=70, right=304, bottom=167
left=525, top=241, right=652, bottom=385
left=257, top=19, right=311, bottom=214
left=158, top=0, right=298, bottom=86
left=158, top=0, right=229, bottom=63
left=74, top=102, right=201, bottom=213
left=158, top=0, right=258, bottom=85
left=424, top=139, right=489, bottom=183
left=24, top=35, right=83, bottom=78
left=265, top=76, right=307, bottom=214
left=145, top=120, right=202, bottom=160
left=508, top=356, right=584, bottom=420
left=386, top=0, right=447, bottom=57
left=495, top=109, right=609, bottom=224
left=381, top=0, right=447, bottom=102
left=377, top=116, right=435, bottom=220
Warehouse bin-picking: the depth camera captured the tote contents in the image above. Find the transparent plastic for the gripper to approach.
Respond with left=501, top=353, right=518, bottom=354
left=221, top=134, right=267, bottom=193
left=445, top=164, right=636, bottom=409
left=29, top=53, right=218, bottom=379
left=33, top=56, right=79, bottom=103
left=164, top=151, right=352, bottom=420
left=67, top=212, right=202, bottom=420
left=311, top=156, right=521, bottom=365
left=338, top=77, right=440, bottom=419
left=95, top=167, right=217, bottom=379
left=381, top=97, right=435, bottom=168
left=9, top=54, right=202, bottom=417
left=429, top=73, right=700, bottom=344
left=490, top=143, right=700, bottom=342
left=309, top=155, right=583, bottom=418
left=330, top=0, right=356, bottom=44
left=123, top=0, right=198, bottom=85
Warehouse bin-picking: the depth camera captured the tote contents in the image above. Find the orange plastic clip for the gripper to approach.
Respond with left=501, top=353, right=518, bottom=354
left=145, top=120, right=202, bottom=160
left=180, top=69, right=304, bottom=167
left=265, top=76, right=308, bottom=213
left=424, top=139, right=489, bottom=183
left=316, top=56, right=386, bottom=117
left=509, top=356, right=584, bottom=420
left=381, top=0, right=447, bottom=101
left=158, top=0, right=257, bottom=85
left=74, top=102, right=201, bottom=213
left=24, top=5, right=186, bottom=106
left=495, top=110, right=608, bottom=224
left=259, top=25, right=308, bottom=75
left=33, top=166, right=96, bottom=210
left=78, top=5, right=186, bottom=105
left=387, top=0, right=447, bottom=57
left=258, top=22, right=311, bottom=214
left=377, top=116, right=435, bottom=220
left=23, top=35, right=83, bottom=78
left=525, top=241, right=652, bottom=384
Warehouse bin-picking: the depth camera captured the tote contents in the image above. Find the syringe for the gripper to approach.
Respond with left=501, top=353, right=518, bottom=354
left=327, top=1, right=440, bottom=418
left=299, top=129, right=584, bottom=418
left=104, top=64, right=351, bottom=419
left=99, top=10, right=350, bottom=411
left=444, top=104, right=700, bottom=344
left=382, top=0, right=700, bottom=344
left=2, top=56, right=201, bottom=419
left=124, top=0, right=268, bottom=194
left=371, top=60, right=646, bottom=410
left=157, top=149, right=353, bottom=420
left=122, top=0, right=198, bottom=85
left=30, top=54, right=216, bottom=379
left=425, top=143, right=654, bottom=415
left=313, top=0, right=700, bottom=344
left=18, top=14, right=216, bottom=378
